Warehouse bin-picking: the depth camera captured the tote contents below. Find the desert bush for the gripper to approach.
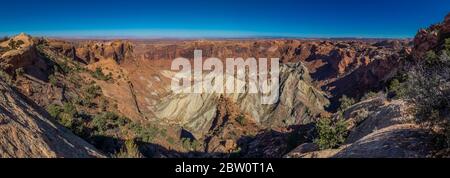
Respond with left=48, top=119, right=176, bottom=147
left=361, top=91, right=379, bottom=101
left=406, top=51, right=450, bottom=123
left=444, top=38, right=450, bottom=52
left=91, top=67, right=112, bottom=81
left=84, top=84, right=102, bottom=99
left=16, top=40, right=24, bottom=46
left=0, top=70, right=12, bottom=84
left=59, top=103, right=77, bottom=127
left=388, top=78, right=407, bottom=99
left=63, top=102, right=77, bottom=115
left=314, top=117, right=348, bottom=150
left=114, top=139, right=144, bottom=158
left=46, top=103, right=73, bottom=128
left=72, top=62, right=86, bottom=72
left=338, top=95, right=355, bottom=111
left=67, top=74, right=82, bottom=87
left=15, top=68, right=25, bottom=76
left=167, top=137, right=175, bottom=145
left=73, top=96, right=94, bottom=108
left=129, top=123, right=160, bottom=143
left=58, top=61, right=71, bottom=74
left=48, top=74, right=58, bottom=86
left=181, top=138, right=201, bottom=151
left=8, top=40, right=24, bottom=49
left=403, top=40, right=450, bottom=149
left=236, top=114, right=247, bottom=126
left=98, top=97, right=109, bottom=111
left=425, top=50, right=439, bottom=65
left=92, top=112, right=130, bottom=134
left=46, top=104, right=62, bottom=118
left=46, top=102, right=87, bottom=134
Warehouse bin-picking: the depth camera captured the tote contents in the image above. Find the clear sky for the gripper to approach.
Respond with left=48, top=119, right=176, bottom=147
left=0, top=0, right=448, bottom=38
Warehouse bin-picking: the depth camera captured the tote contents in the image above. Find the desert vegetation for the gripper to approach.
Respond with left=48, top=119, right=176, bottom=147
left=314, top=116, right=348, bottom=150
left=405, top=39, right=450, bottom=150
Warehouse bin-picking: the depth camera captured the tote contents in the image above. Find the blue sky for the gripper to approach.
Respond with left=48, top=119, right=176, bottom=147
left=0, top=0, right=448, bottom=38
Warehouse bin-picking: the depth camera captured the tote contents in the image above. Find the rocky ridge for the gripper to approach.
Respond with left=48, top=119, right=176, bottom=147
left=0, top=79, right=104, bottom=158
left=285, top=97, right=434, bottom=158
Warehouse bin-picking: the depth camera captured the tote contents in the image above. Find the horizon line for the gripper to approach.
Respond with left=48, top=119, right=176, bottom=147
left=0, top=29, right=415, bottom=40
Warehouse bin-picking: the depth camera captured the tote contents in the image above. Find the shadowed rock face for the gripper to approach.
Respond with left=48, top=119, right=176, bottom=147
left=46, top=40, right=134, bottom=64
left=285, top=97, right=435, bottom=158
left=333, top=124, right=433, bottom=158
left=0, top=79, right=104, bottom=158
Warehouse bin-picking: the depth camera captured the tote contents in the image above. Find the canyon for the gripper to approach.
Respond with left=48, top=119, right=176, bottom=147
left=0, top=13, right=449, bottom=158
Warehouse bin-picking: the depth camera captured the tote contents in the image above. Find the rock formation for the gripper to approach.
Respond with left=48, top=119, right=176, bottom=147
left=0, top=79, right=104, bottom=158
left=285, top=97, right=434, bottom=158
left=2, top=12, right=449, bottom=158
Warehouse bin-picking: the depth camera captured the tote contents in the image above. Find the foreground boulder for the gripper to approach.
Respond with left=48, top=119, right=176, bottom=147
left=0, top=79, right=104, bottom=158
left=286, top=97, right=435, bottom=158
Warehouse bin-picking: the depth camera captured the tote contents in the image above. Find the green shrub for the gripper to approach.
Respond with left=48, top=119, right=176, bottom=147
left=236, top=114, right=246, bottom=126
left=84, top=84, right=102, bottom=99
left=444, top=38, right=450, bottom=52
left=63, top=102, right=77, bottom=116
left=314, top=117, right=348, bottom=150
left=72, top=62, right=86, bottom=72
left=48, top=74, right=58, bottom=86
left=92, top=112, right=130, bottom=134
left=8, top=40, right=24, bottom=49
left=98, top=97, right=109, bottom=111
left=229, top=147, right=242, bottom=158
left=388, top=79, right=407, bottom=99
left=67, top=74, right=82, bottom=87
left=46, top=104, right=62, bottom=118
left=114, top=140, right=144, bottom=158
left=58, top=61, right=71, bottom=74
left=46, top=102, right=84, bottom=131
left=181, top=138, right=201, bottom=151
left=425, top=50, right=438, bottom=65
left=338, top=95, right=355, bottom=111
left=91, top=67, right=112, bottom=81
left=128, top=123, right=160, bottom=143
left=167, top=137, right=175, bottom=145
left=0, top=70, right=12, bottom=84
left=361, top=91, right=379, bottom=101
left=59, top=112, right=75, bottom=128
left=402, top=38, right=450, bottom=150
left=15, top=68, right=25, bottom=76
left=16, top=40, right=24, bottom=47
